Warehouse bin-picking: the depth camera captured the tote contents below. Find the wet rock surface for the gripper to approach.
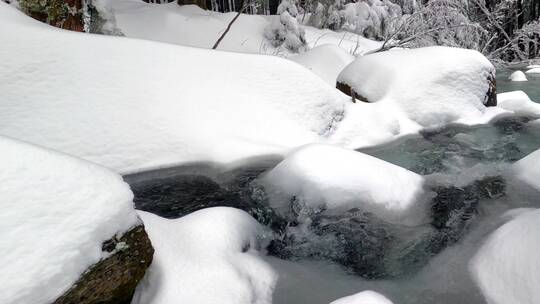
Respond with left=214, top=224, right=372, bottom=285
left=265, top=177, right=504, bottom=279
left=53, top=225, right=153, bottom=304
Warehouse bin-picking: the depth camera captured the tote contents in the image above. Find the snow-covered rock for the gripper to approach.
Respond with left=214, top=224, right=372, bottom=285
left=470, top=208, right=540, bottom=304
left=330, top=290, right=394, bottom=304
left=290, top=44, right=355, bottom=85
left=497, top=91, right=540, bottom=116
left=509, top=70, right=528, bottom=82
left=336, top=46, right=497, bottom=127
left=259, top=144, right=432, bottom=226
left=525, top=67, right=540, bottom=74
left=511, top=149, right=540, bottom=192
left=0, top=136, right=140, bottom=304
left=132, top=208, right=276, bottom=304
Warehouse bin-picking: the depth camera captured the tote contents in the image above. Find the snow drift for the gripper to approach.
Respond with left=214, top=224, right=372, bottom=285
left=0, top=2, right=348, bottom=174
left=133, top=208, right=276, bottom=304
left=259, top=144, right=431, bottom=226
left=0, top=136, right=138, bottom=304
left=337, top=46, right=496, bottom=127
left=290, top=44, right=355, bottom=85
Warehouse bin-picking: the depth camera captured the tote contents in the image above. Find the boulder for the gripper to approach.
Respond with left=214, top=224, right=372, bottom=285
left=0, top=136, right=153, bottom=304
left=54, top=225, right=154, bottom=304
left=336, top=46, right=498, bottom=126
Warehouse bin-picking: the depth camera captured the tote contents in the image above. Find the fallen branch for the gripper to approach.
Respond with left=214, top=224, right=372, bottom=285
left=212, top=1, right=249, bottom=49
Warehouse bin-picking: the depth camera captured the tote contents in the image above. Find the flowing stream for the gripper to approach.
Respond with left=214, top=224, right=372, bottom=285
left=124, top=68, right=540, bottom=304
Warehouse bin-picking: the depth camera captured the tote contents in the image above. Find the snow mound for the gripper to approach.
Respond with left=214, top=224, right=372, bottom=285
left=526, top=64, right=540, bottom=69
left=133, top=208, right=276, bottom=304
left=330, top=290, right=394, bottom=304
left=511, top=149, right=540, bottom=192
left=259, top=144, right=431, bottom=226
left=470, top=208, right=540, bottom=304
left=337, top=46, right=496, bottom=127
left=497, top=91, right=540, bottom=116
left=525, top=67, right=540, bottom=74
left=509, top=70, right=528, bottom=82
left=0, top=3, right=348, bottom=174
left=290, top=44, right=355, bottom=85
left=0, top=136, right=138, bottom=304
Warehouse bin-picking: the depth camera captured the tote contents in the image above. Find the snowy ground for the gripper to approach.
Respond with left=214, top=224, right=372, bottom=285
left=102, top=0, right=381, bottom=55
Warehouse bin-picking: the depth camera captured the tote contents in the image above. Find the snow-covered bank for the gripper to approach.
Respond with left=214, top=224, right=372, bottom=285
left=133, top=208, right=276, bottom=304
left=0, top=2, right=346, bottom=174
left=0, top=136, right=139, bottom=304
left=0, top=2, right=417, bottom=174
left=470, top=208, right=540, bottom=304
left=2, top=3, right=540, bottom=176
left=511, top=149, right=540, bottom=192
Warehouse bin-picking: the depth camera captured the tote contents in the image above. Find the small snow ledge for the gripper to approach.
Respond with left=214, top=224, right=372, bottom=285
left=525, top=67, right=540, bottom=74
left=330, top=290, right=394, bottom=304
left=0, top=136, right=138, bottom=304
left=259, top=144, right=431, bottom=226
left=133, top=208, right=276, bottom=304
left=497, top=91, right=540, bottom=116
left=470, top=208, right=540, bottom=304
left=337, top=46, right=496, bottom=127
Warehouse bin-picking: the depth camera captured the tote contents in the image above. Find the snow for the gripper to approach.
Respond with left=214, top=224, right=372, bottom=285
left=525, top=67, right=540, bottom=74
left=132, top=208, right=276, bottom=304
left=290, top=44, right=355, bottom=85
left=526, top=64, right=540, bottom=69
left=509, top=70, right=528, bottom=82
left=0, top=2, right=433, bottom=174
left=0, top=136, right=138, bottom=304
left=259, top=144, right=432, bottom=226
left=2, top=4, right=538, bottom=176
left=511, top=149, right=540, bottom=192
left=102, top=0, right=381, bottom=55
left=0, top=2, right=350, bottom=174
left=470, top=208, right=540, bottom=304
left=303, top=27, right=382, bottom=55
left=337, top=46, right=496, bottom=127
left=497, top=91, right=540, bottom=116
left=330, top=291, right=394, bottom=304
